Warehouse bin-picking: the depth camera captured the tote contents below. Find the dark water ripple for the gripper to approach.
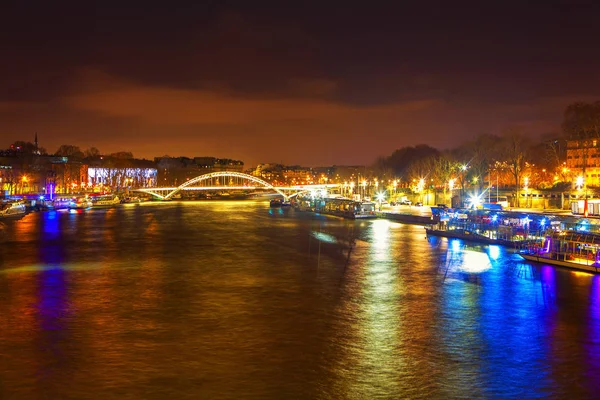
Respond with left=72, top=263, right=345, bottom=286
left=1, top=201, right=600, bottom=399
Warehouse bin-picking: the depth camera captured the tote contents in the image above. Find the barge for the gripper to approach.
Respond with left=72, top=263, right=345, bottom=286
left=519, top=230, right=600, bottom=273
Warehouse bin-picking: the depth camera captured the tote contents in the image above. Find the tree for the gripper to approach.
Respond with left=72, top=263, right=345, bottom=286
left=371, top=156, right=395, bottom=183
left=451, top=134, right=501, bottom=201
left=55, top=144, right=84, bottom=158
left=386, top=144, right=440, bottom=178
left=430, top=154, right=458, bottom=202
left=500, top=129, right=530, bottom=207
left=109, top=151, right=134, bottom=159
left=84, top=147, right=101, bottom=158
left=9, top=141, right=45, bottom=155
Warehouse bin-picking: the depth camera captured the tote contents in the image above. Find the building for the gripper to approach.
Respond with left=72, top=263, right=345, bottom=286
left=0, top=154, right=86, bottom=196
left=566, top=139, right=600, bottom=187
left=155, top=156, right=244, bottom=186
left=87, top=157, right=157, bottom=190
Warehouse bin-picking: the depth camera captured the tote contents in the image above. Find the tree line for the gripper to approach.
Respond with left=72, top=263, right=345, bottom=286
left=371, top=101, right=600, bottom=196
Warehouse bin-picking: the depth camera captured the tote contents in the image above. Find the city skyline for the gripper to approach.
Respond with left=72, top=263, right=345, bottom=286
left=2, top=1, right=600, bottom=167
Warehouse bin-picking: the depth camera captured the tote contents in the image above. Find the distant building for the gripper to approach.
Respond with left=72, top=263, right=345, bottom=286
left=330, top=165, right=367, bottom=183
left=155, top=156, right=243, bottom=186
left=566, top=139, right=600, bottom=186
left=0, top=155, right=86, bottom=195
left=87, top=157, right=157, bottom=190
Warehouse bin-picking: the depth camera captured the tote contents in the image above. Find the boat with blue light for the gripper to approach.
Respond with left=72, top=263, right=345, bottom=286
left=51, top=196, right=74, bottom=210
left=426, top=207, right=555, bottom=245
left=68, top=196, right=93, bottom=210
left=519, top=230, right=600, bottom=273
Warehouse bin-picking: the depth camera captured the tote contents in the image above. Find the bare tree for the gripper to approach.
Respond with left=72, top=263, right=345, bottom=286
left=55, top=145, right=84, bottom=158
left=500, top=129, right=530, bottom=207
left=430, top=154, right=457, bottom=202
left=84, top=147, right=101, bottom=158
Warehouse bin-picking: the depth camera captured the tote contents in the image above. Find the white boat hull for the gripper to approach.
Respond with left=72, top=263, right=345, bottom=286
left=519, top=253, right=600, bottom=273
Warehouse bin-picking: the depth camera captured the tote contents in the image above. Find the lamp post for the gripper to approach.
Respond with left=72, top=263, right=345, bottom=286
left=523, top=177, right=529, bottom=208
left=418, top=178, right=425, bottom=203
left=460, top=164, right=468, bottom=207
left=576, top=175, right=587, bottom=216
left=21, top=175, right=28, bottom=195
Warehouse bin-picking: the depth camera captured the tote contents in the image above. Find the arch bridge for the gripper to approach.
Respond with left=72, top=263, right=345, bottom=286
left=135, top=171, right=339, bottom=201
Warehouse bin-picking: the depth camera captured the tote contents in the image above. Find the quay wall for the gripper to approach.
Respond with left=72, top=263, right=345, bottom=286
left=378, top=212, right=436, bottom=225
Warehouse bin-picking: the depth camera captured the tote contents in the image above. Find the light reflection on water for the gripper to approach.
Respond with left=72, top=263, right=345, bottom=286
left=1, top=201, right=600, bottom=398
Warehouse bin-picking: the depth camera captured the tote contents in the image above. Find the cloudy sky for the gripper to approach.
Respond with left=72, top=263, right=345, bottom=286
left=2, top=1, right=600, bottom=167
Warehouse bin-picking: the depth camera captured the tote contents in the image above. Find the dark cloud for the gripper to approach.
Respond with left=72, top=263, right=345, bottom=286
left=1, top=1, right=600, bottom=165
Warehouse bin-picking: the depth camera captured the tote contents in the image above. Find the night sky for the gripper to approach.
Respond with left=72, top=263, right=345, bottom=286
left=2, top=1, right=600, bottom=167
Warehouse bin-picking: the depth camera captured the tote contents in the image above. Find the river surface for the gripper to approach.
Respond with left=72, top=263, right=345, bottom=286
left=1, top=201, right=600, bottom=399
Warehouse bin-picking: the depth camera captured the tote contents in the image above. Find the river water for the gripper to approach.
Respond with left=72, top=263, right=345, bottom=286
left=1, top=201, right=600, bottom=399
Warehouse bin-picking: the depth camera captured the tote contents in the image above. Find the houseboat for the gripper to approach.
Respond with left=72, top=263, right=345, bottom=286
left=68, top=196, right=93, bottom=210
left=519, top=230, right=600, bottom=273
left=316, top=198, right=378, bottom=219
left=0, top=201, right=27, bottom=219
left=52, top=196, right=74, bottom=210
left=425, top=207, right=554, bottom=246
left=90, top=194, right=120, bottom=208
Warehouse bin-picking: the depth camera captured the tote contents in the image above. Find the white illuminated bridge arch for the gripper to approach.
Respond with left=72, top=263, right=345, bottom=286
left=136, top=171, right=338, bottom=200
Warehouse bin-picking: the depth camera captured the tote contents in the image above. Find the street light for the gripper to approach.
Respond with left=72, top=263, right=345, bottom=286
left=448, top=178, right=455, bottom=205
left=376, top=191, right=386, bottom=210
left=21, top=175, right=28, bottom=194
left=523, top=176, right=529, bottom=208
left=576, top=175, right=588, bottom=216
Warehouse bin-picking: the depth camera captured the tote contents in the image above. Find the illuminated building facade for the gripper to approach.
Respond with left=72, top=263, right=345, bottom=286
left=566, top=139, right=600, bottom=187
left=87, top=158, right=157, bottom=190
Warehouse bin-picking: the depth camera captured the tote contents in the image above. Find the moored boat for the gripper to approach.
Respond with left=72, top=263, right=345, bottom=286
left=353, top=201, right=378, bottom=219
left=270, top=199, right=282, bottom=207
left=0, top=201, right=27, bottom=219
left=90, top=194, right=120, bottom=208
left=68, top=196, right=93, bottom=210
left=52, top=196, right=74, bottom=210
left=519, top=230, right=600, bottom=273
left=121, top=196, right=143, bottom=204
